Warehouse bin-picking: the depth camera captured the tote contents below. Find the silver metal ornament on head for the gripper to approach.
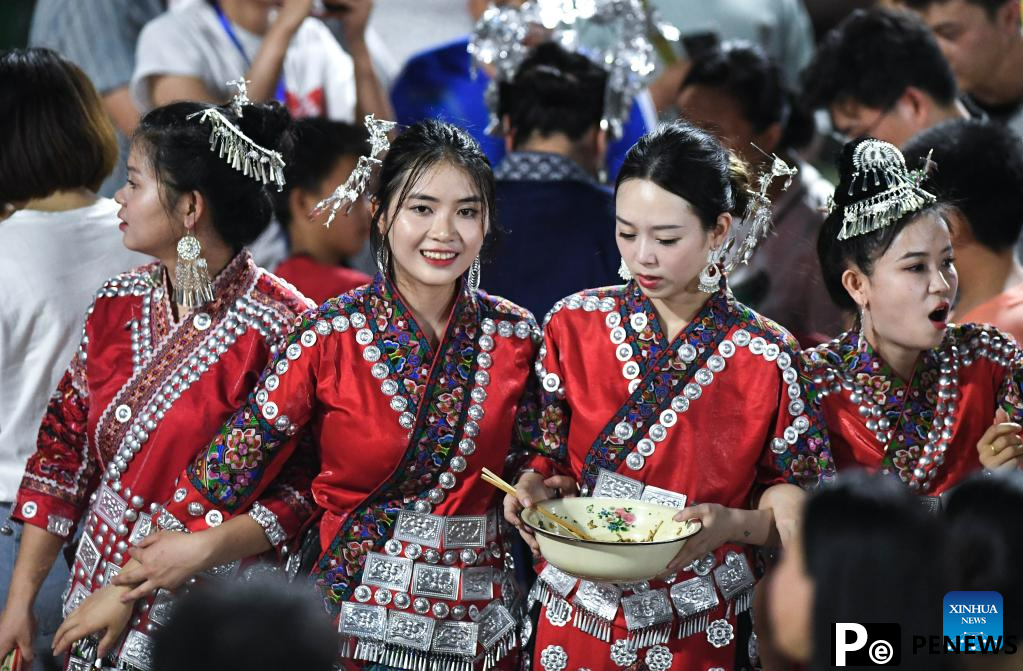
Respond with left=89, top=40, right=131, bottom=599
left=835, top=139, right=936, bottom=240
left=175, top=231, right=214, bottom=309
left=469, top=0, right=679, bottom=140
left=313, top=114, right=398, bottom=227
left=186, top=79, right=286, bottom=191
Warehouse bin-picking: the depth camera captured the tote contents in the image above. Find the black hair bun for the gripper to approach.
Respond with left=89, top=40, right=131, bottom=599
left=235, top=101, right=294, bottom=157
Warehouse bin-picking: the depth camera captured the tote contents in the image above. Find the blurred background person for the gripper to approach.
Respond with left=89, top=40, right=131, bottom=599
left=0, top=47, right=147, bottom=670
left=677, top=39, right=843, bottom=343
left=30, top=0, right=166, bottom=198
left=897, top=0, right=1023, bottom=140
left=766, top=472, right=956, bottom=671
left=944, top=472, right=1023, bottom=669
left=152, top=576, right=336, bottom=671
left=484, top=41, right=618, bottom=320
left=271, top=117, right=372, bottom=303
left=801, top=7, right=971, bottom=147
left=904, top=118, right=1023, bottom=341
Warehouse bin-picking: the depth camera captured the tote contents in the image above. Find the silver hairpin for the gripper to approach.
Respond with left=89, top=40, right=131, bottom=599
left=187, top=105, right=286, bottom=191
left=312, top=114, right=398, bottom=227
left=227, top=77, right=252, bottom=118
left=718, top=146, right=798, bottom=272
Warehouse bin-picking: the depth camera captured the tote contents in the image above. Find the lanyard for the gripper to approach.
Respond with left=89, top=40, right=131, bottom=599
left=211, top=1, right=286, bottom=103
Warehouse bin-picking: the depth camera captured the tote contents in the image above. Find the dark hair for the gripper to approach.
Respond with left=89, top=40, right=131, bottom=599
left=899, top=0, right=1010, bottom=17
left=370, top=119, right=497, bottom=275
left=152, top=576, right=335, bottom=671
left=903, top=118, right=1023, bottom=253
left=943, top=472, right=1023, bottom=637
left=804, top=473, right=955, bottom=671
left=498, top=41, right=606, bottom=149
left=681, top=40, right=815, bottom=152
left=614, top=121, right=751, bottom=231
left=0, top=48, right=118, bottom=203
left=817, top=139, right=950, bottom=312
left=801, top=8, right=958, bottom=112
left=133, top=101, right=293, bottom=250
left=271, top=118, right=370, bottom=228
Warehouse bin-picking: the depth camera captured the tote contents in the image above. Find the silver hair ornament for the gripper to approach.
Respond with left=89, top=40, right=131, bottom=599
left=469, top=0, right=679, bottom=139
left=186, top=80, right=286, bottom=192
left=312, top=113, right=398, bottom=227
left=718, top=147, right=798, bottom=273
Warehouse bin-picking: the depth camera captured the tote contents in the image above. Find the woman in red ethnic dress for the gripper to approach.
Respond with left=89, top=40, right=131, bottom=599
left=801, top=137, right=1023, bottom=500
left=0, top=100, right=316, bottom=670
left=505, top=122, right=835, bottom=671
left=111, top=120, right=541, bottom=671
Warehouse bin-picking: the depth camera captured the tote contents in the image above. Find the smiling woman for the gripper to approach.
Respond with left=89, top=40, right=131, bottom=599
left=802, top=137, right=1023, bottom=496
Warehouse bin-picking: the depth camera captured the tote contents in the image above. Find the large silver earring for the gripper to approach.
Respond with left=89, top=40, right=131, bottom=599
left=697, top=251, right=721, bottom=294
left=175, top=229, right=214, bottom=309
left=467, top=256, right=481, bottom=294
left=618, top=258, right=633, bottom=281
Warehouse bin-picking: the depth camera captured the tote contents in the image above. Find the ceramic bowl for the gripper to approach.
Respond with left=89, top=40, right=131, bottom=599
left=521, top=497, right=701, bottom=582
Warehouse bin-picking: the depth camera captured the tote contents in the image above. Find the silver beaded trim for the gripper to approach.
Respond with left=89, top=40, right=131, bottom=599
left=620, top=330, right=808, bottom=472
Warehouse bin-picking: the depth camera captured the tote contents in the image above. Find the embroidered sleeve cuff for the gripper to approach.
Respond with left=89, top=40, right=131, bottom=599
left=248, top=501, right=287, bottom=548
left=11, top=490, right=81, bottom=540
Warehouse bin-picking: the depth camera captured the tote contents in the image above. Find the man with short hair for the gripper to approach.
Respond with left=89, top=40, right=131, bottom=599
left=896, top=0, right=1023, bottom=138
left=483, top=42, right=619, bottom=320
left=801, top=7, right=970, bottom=146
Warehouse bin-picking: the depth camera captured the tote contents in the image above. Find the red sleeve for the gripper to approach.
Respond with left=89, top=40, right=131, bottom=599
left=160, top=311, right=322, bottom=547
left=13, top=340, right=97, bottom=540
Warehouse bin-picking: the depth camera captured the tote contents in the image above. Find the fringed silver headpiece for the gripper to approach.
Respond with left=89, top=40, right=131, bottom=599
left=833, top=139, right=935, bottom=240
left=469, top=0, right=679, bottom=139
left=186, top=79, right=286, bottom=191
left=717, top=150, right=798, bottom=273
left=312, top=113, right=397, bottom=227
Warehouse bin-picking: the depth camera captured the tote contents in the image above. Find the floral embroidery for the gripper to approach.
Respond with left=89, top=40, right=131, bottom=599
left=224, top=429, right=263, bottom=472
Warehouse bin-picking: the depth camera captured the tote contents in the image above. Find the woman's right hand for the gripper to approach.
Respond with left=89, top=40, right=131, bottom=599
left=977, top=408, right=1023, bottom=470
left=502, top=471, right=578, bottom=556
left=0, top=600, right=36, bottom=664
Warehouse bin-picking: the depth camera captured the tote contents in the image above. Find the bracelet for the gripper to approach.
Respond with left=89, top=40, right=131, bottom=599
left=248, top=502, right=287, bottom=547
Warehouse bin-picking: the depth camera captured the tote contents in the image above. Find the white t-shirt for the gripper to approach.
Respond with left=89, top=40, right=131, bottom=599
left=0, top=198, right=148, bottom=500
left=132, top=0, right=357, bottom=120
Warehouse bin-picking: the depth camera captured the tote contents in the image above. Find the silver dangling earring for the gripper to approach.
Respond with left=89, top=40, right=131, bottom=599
left=375, top=245, right=389, bottom=276
left=467, top=255, right=481, bottom=294
left=697, top=250, right=721, bottom=294
left=618, top=258, right=633, bottom=281
left=175, top=228, right=214, bottom=309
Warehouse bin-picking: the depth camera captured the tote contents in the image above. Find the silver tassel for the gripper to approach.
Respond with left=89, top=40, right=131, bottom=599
left=676, top=611, right=710, bottom=639
left=174, top=232, right=214, bottom=309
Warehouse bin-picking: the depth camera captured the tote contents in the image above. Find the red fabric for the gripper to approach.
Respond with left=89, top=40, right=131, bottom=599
left=274, top=254, right=371, bottom=305
left=522, top=283, right=832, bottom=671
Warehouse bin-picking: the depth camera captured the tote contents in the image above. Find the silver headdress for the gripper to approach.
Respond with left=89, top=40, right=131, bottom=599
left=469, top=0, right=679, bottom=139
left=715, top=149, right=799, bottom=273
left=186, top=79, right=286, bottom=191
left=312, top=113, right=398, bottom=227
left=832, top=139, right=936, bottom=240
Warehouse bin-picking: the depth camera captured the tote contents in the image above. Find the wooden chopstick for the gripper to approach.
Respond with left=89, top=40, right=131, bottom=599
left=479, top=468, right=592, bottom=540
